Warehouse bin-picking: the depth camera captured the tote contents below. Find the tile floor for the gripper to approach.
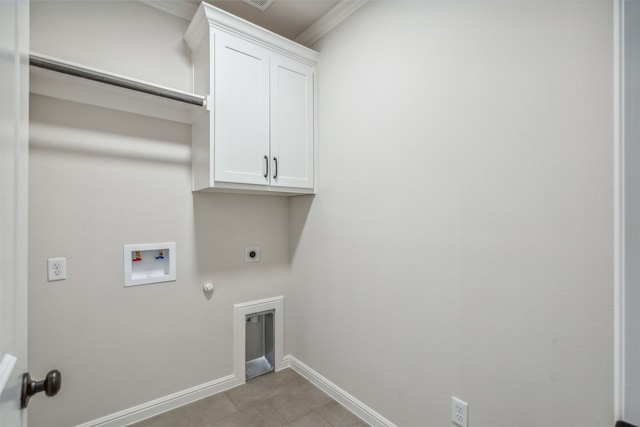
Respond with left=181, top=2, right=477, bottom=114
left=129, top=369, right=369, bottom=427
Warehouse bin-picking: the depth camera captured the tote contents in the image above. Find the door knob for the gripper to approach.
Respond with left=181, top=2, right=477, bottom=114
left=21, top=369, right=61, bottom=409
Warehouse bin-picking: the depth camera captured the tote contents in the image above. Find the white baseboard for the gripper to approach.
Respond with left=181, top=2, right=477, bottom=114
left=75, top=374, right=243, bottom=427
left=76, top=354, right=394, bottom=427
left=283, top=355, right=397, bottom=427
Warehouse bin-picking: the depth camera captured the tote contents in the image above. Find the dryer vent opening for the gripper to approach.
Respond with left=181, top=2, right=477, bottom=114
left=245, top=310, right=275, bottom=380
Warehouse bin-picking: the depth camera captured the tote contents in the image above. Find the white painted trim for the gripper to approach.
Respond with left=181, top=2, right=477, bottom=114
left=138, top=0, right=197, bottom=21
left=74, top=294, right=286, bottom=427
left=295, top=0, right=369, bottom=47
left=73, top=354, right=393, bottom=427
left=0, top=0, right=29, bottom=423
left=284, top=355, right=397, bottom=427
left=185, top=3, right=318, bottom=65
left=614, top=0, right=625, bottom=421
left=0, top=354, right=17, bottom=395
left=141, top=0, right=367, bottom=50
left=278, top=356, right=291, bottom=371
left=233, top=296, right=284, bottom=382
left=183, top=2, right=209, bottom=50
left=75, top=374, right=242, bottom=427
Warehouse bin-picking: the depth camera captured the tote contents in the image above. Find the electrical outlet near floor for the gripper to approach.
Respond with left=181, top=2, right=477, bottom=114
left=452, top=396, right=468, bottom=427
left=47, top=257, right=67, bottom=281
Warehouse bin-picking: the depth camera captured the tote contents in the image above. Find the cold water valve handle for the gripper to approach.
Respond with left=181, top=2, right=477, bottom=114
left=21, top=369, right=61, bottom=409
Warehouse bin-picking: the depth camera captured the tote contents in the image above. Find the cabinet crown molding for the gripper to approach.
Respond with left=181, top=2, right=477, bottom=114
left=184, top=3, right=319, bottom=66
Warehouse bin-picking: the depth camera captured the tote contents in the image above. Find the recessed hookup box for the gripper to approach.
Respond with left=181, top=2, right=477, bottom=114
left=123, top=242, right=176, bottom=287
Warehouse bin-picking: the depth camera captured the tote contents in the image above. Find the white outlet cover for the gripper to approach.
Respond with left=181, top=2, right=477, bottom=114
left=47, top=257, right=67, bottom=281
left=452, top=397, right=468, bottom=427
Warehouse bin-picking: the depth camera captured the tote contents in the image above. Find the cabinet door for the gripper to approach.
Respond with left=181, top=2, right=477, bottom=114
left=270, top=55, right=314, bottom=190
left=214, top=32, right=271, bottom=186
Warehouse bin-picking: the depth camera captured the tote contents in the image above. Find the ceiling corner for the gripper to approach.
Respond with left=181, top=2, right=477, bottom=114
left=295, top=0, right=369, bottom=47
left=139, top=0, right=198, bottom=21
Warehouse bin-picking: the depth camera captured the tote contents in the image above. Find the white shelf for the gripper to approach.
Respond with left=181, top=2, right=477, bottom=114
left=29, top=53, right=207, bottom=124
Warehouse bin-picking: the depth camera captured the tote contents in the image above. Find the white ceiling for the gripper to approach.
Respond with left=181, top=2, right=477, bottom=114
left=193, top=0, right=342, bottom=40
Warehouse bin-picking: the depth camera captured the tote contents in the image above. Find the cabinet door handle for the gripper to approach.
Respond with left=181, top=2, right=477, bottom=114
left=264, top=155, right=268, bottom=179
left=273, top=157, right=278, bottom=180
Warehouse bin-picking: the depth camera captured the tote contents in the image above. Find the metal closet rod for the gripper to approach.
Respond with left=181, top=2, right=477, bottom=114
left=29, top=54, right=205, bottom=107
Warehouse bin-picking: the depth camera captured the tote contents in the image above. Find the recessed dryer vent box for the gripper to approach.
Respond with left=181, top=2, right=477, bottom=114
left=123, top=242, right=176, bottom=287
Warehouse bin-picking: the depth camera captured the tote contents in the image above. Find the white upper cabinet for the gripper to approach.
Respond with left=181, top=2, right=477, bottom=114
left=270, top=55, right=315, bottom=190
left=185, top=3, right=318, bottom=195
left=213, top=33, right=271, bottom=186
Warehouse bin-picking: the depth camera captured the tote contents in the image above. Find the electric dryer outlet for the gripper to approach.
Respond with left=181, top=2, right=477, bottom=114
left=245, top=247, right=260, bottom=263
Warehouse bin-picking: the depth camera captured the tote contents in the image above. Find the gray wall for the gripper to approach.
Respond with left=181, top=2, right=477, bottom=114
left=288, top=1, right=614, bottom=426
left=29, top=2, right=290, bottom=426
left=28, top=1, right=616, bottom=426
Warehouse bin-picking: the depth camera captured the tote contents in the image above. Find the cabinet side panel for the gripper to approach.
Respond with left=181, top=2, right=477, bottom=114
left=192, top=111, right=212, bottom=191
left=192, top=33, right=211, bottom=96
left=191, top=32, right=212, bottom=191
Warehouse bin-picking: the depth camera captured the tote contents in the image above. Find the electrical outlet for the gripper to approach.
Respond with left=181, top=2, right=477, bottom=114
left=47, top=257, right=67, bottom=281
left=245, top=247, right=260, bottom=263
left=452, top=397, right=468, bottom=427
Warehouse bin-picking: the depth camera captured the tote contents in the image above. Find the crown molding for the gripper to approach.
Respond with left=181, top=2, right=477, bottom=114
left=139, top=0, right=198, bottom=21
left=140, top=0, right=368, bottom=48
left=185, top=2, right=319, bottom=64
left=295, top=0, right=369, bottom=47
